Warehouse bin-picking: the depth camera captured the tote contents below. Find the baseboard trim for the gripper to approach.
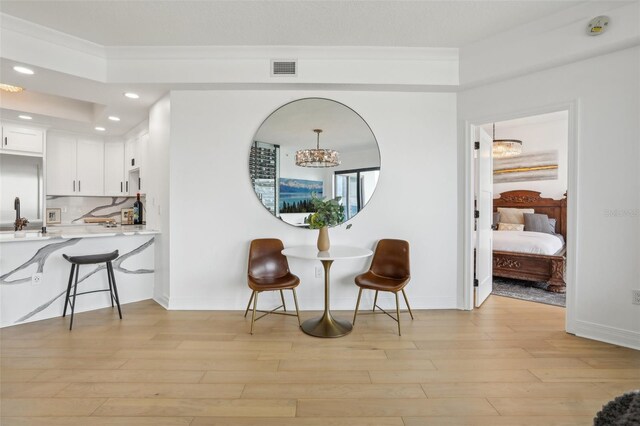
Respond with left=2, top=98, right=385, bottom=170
left=573, top=319, right=640, bottom=350
left=165, top=294, right=457, bottom=311
left=153, top=294, right=170, bottom=309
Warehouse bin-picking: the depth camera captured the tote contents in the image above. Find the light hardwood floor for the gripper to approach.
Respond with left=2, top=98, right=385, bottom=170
left=1, top=296, right=639, bottom=425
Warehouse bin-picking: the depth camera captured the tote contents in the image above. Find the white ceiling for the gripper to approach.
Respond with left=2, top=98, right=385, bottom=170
left=0, top=1, right=586, bottom=48
left=481, top=110, right=569, bottom=135
left=0, top=59, right=169, bottom=135
left=0, top=1, right=605, bottom=136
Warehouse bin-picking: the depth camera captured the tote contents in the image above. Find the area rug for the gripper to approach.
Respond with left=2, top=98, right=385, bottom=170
left=594, top=390, right=640, bottom=425
left=492, top=277, right=566, bottom=307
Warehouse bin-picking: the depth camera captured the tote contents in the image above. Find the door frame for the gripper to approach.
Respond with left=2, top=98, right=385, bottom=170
left=461, top=100, right=580, bottom=334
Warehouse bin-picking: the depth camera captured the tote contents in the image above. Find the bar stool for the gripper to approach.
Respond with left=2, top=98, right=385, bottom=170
left=62, top=250, right=122, bottom=330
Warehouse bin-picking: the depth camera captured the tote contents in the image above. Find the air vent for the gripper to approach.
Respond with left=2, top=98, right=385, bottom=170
left=271, top=59, right=297, bottom=77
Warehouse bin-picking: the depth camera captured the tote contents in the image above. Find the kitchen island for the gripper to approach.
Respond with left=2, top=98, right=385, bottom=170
left=0, top=225, right=158, bottom=327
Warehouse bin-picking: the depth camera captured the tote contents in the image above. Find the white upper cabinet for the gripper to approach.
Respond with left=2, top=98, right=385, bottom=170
left=125, top=137, right=138, bottom=171
left=76, top=139, right=104, bottom=196
left=104, top=142, right=126, bottom=196
left=46, top=133, right=77, bottom=196
left=136, top=132, right=149, bottom=192
left=46, top=133, right=104, bottom=196
left=124, top=133, right=148, bottom=194
left=46, top=129, right=147, bottom=198
left=1, top=124, right=44, bottom=155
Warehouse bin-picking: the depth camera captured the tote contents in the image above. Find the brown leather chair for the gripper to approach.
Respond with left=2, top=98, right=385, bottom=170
left=244, top=238, right=301, bottom=334
left=352, top=239, right=413, bottom=335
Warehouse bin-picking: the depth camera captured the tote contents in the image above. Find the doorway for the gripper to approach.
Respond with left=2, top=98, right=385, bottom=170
left=465, top=104, right=578, bottom=332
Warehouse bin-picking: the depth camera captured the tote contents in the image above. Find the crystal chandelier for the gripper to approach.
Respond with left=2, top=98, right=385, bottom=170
left=0, top=83, right=24, bottom=93
left=492, top=123, right=522, bottom=158
left=295, top=129, right=340, bottom=167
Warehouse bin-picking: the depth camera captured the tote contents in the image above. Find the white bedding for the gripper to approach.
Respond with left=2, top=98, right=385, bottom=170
left=492, top=230, right=564, bottom=255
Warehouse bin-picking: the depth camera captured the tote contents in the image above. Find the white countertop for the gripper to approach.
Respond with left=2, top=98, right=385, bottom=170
left=282, top=245, right=373, bottom=261
left=0, top=225, right=159, bottom=243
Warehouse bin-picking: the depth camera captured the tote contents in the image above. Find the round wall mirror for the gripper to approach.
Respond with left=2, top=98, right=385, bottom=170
left=250, top=98, right=381, bottom=228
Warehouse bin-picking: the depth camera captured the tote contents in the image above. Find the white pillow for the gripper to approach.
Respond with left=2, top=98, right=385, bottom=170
left=498, top=222, right=525, bottom=231
left=497, top=207, right=534, bottom=225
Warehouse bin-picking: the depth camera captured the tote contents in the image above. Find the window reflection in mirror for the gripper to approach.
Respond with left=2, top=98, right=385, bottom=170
left=250, top=98, right=381, bottom=228
left=334, top=168, right=380, bottom=220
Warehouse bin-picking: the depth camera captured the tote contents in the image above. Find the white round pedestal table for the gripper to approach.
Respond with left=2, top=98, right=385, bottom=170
left=282, top=245, right=373, bottom=338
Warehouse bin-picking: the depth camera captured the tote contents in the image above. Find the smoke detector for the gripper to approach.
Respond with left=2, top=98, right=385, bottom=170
left=587, top=16, right=609, bottom=36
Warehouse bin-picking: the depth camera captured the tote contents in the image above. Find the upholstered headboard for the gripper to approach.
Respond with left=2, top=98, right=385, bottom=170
left=493, top=190, right=567, bottom=239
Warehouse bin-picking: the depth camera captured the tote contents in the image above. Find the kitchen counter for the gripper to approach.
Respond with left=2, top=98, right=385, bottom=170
left=1, top=225, right=157, bottom=327
left=0, top=225, right=159, bottom=243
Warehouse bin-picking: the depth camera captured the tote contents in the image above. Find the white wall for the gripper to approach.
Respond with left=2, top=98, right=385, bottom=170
left=459, top=46, right=640, bottom=349
left=147, top=94, right=171, bottom=306
left=164, top=90, right=458, bottom=311
left=489, top=113, right=568, bottom=199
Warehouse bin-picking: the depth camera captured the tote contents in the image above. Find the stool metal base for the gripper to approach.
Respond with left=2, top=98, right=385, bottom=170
left=63, top=257, right=122, bottom=330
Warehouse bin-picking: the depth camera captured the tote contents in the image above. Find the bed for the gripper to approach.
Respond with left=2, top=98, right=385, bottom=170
left=492, top=190, right=567, bottom=293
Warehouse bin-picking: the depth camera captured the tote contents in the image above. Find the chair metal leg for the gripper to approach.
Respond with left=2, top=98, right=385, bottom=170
left=353, top=287, right=363, bottom=325
left=395, top=291, right=401, bottom=336
left=107, top=262, right=122, bottom=319
left=69, top=265, right=80, bottom=330
left=250, top=291, right=259, bottom=335
left=63, top=264, right=75, bottom=317
left=244, top=291, right=255, bottom=318
left=291, top=288, right=301, bottom=327
left=402, top=289, right=414, bottom=320
left=279, top=289, right=287, bottom=312
left=373, top=290, right=379, bottom=312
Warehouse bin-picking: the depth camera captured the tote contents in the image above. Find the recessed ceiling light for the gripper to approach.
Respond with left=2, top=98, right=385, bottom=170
left=95, top=126, right=106, bottom=132
left=124, top=92, right=139, bottom=99
left=108, top=116, right=121, bottom=122
left=18, top=115, right=33, bottom=120
left=13, top=66, right=34, bottom=75
left=0, top=83, right=23, bottom=93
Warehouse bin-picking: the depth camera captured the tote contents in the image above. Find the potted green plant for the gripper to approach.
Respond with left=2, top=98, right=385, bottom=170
left=305, top=195, right=345, bottom=251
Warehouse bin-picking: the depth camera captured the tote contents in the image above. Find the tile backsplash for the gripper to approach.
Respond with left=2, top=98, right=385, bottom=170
left=46, top=196, right=146, bottom=225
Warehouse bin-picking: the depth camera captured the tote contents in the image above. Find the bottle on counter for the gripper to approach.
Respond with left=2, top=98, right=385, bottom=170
left=133, top=193, right=143, bottom=225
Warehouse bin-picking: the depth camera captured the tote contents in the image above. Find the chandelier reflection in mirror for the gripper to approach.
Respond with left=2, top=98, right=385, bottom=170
left=295, top=129, right=340, bottom=168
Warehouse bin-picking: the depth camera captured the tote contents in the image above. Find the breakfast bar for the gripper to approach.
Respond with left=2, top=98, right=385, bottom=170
left=0, top=226, right=158, bottom=327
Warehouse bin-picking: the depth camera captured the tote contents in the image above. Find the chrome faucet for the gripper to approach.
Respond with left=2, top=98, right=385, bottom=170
left=14, top=197, right=28, bottom=231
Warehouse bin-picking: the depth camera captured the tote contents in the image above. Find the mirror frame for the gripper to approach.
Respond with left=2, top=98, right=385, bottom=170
left=249, top=97, right=381, bottom=228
